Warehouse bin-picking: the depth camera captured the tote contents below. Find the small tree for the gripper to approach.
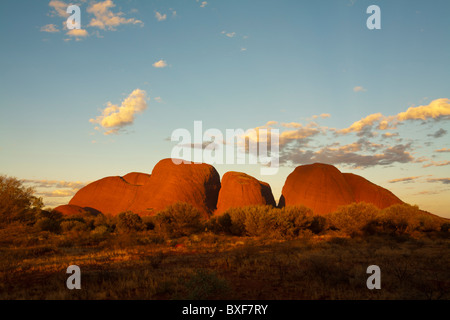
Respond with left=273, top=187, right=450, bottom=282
left=0, top=175, right=43, bottom=224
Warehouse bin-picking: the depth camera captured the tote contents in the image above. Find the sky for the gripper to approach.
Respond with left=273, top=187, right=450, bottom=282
left=0, top=0, right=449, bottom=218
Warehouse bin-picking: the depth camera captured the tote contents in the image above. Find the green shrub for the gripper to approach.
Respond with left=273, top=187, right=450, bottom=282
left=206, top=213, right=233, bottom=234
left=60, top=220, right=88, bottom=232
left=274, top=206, right=314, bottom=239
left=219, top=205, right=317, bottom=239
left=223, top=207, right=248, bottom=236
left=329, top=202, right=380, bottom=237
left=415, top=214, right=442, bottom=232
left=441, top=223, right=450, bottom=233
left=221, top=206, right=276, bottom=237
left=141, top=216, right=156, bottom=231
left=309, top=215, right=327, bottom=234
left=116, top=211, right=145, bottom=233
left=243, top=206, right=277, bottom=237
left=35, top=217, right=61, bottom=233
left=184, top=270, right=230, bottom=300
left=91, top=224, right=110, bottom=236
left=0, top=175, right=43, bottom=224
left=379, top=204, right=421, bottom=235
left=155, top=202, right=204, bottom=238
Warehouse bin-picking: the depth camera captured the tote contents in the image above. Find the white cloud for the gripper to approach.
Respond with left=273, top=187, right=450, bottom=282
left=423, top=160, right=450, bottom=168
left=87, top=0, right=143, bottom=31
left=312, top=113, right=331, bottom=119
left=49, top=0, right=70, bottom=17
left=397, top=98, right=450, bottom=121
left=66, top=29, right=89, bottom=37
left=155, top=11, right=167, bottom=21
left=153, top=59, right=168, bottom=68
left=90, top=89, right=148, bottom=135
left=388, top=176, right=422, bottom=183
left=200, top=1, right=208, bottom=8
left=41, top=24, right=59, bottom=33
left=353, top=86, right=367, bottom=92
left=37, top=189, right=77, bottom=198
left=338, top=113, right=383, bottom=135
left=226, top=32, right=236, bottom=38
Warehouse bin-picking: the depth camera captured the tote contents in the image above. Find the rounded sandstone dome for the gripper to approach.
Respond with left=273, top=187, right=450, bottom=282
left=280, top=163, right=354, bottom=215
left=69, top=159, right=221, bottom=217
left=279, top=163, right=404, bottom=215
left=215, top=171, right=276, bottom=215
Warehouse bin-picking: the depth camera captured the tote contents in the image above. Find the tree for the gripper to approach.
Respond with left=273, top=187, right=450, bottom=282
left=0, top=175, right=43, bottom=223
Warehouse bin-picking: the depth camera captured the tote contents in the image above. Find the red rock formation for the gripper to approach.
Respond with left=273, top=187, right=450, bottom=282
left=53, top=204, right=101, bottom=217
left=69, top=159, right=221, bottom=217
left=215, top=171, right=276, bottom=215
left=129, top=159, right=221, bottom=217
left=122, top=172, right=151, bottom=186
left=69, top=176, right=141, bottom=215
left=279, top=163, right=403, bottom=215
left=279, top=163, right=355, bottom=215
left=343, top=173, right=403, bottom=209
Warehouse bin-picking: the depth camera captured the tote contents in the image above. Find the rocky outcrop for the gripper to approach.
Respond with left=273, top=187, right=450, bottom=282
left=129, top=159, right=221, bottom=217
left=67, top=160, right=405, bottom=218
left=69, top=159, right=221, bottom=217
left=122, top=172, right=152, bottom=186
left=215, top=172, right=276, bottom=215
left=52, top=204, right=101, bottom=217
left=68, top=176, right=141, bottom=216
left=343, top=173, right=403, bottom=210
left=279, top=163, right=403, bottom=215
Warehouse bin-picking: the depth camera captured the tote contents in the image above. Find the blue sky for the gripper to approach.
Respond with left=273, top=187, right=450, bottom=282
left=0, top=0, right=449, bottom=217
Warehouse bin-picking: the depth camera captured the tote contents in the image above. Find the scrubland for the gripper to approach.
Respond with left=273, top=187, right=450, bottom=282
left=1, top=201, right=449, bottom=300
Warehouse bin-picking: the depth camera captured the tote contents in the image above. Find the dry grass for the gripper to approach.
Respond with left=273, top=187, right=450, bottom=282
left=1, top=223, right=449, bottom=300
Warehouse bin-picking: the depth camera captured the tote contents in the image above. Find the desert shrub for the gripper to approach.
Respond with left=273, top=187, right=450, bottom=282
left=223, top=207, right=248, bottom=236
left=274, top=206, right=314, bottom=239
left=441, top=223, right=450, bottom=233
left=116, top=211, right=145, bottom=233
left=147, top=251, right=166, bottom=269
left=328, top=202, right=380, bottom=237
left=309, top=215, right=328, bottom=234
left=379, top=204, right=421, bottom=235
left=35, top=217, right=61, bottom=233
left=206, top=213, right=233, bottom=234
left=0, top=175, right=43, bottom=224
left=60, top=220, right=88, bottom=232
left=219, top=205, right=318, bottom=239
left=415, top=214, right=442, bottom=232
left=243, top=206, right=277, bottom=237
left=155, top=202, right=204, bottom=238
left=222, top=206, right=276, bottom=237
left=141, top=216, right=156, bottom=231
left=184, top=270, right=230, bottom=300
left=91, top=224, right=110, bottom=236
